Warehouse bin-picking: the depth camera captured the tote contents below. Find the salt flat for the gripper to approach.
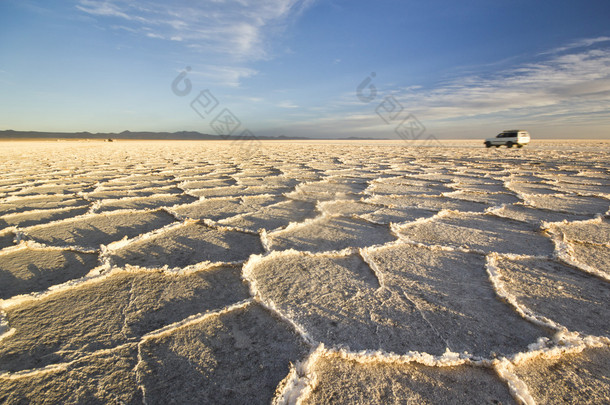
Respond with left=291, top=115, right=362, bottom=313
left=0, top=139, right=609, bottom=404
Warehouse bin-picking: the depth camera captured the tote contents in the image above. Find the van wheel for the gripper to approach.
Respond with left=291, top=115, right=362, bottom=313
left=517, top=144, right=523, bottom=148
left=506, top=142, right=513, bottom=148
left=485, top=142, right=491, bottom=148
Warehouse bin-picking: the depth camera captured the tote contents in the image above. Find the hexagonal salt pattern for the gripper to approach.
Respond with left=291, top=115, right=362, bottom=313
left=1, top=140, right=608, bottom=404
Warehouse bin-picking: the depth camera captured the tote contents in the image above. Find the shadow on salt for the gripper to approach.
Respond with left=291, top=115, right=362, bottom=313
left=0, top=247, right=99, bottom=299
left=95, top=194, right=198, bottom=213
left=366, top=194, right=490, bottom=213
left=108, top=221, right=264, bottom=268
left=266, top=215, right=396, bottom=253
left=0, top=195, right=90, bottom=217
left=138, top=302, right=308, bottom=404
left=23, top=210, right=177, bottom=250
left=0, top=206, right=91, bottom=230
left=493, top=257, right=610, bottom=337
left=0, top=230, right=16, bottom=250
left=490, top=204, right=595, bottom=224
left=220, top=199, right=318, bottom=232
left=318, top=200, right=436, bottom=225
left=171, top=197, right=249, bottom=221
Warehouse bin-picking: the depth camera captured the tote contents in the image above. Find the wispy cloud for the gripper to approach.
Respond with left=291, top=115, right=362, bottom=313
left=76, top=0, right=132, bottom=19
left=188, top=65, right=259, bottom=88
left=263, top=39, right=610, bottom=138
left=395, top=46, right=610, bottom=124
left=145, top=32, right=164, bottom=39
left=277, top=101, right=299, bottom=108
left=76, top=0, right=314, bottom=61
left=543, top=36, right=610, bottom=54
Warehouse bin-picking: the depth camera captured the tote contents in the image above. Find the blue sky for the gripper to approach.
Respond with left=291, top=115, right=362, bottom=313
left=1, top=0, right=609, bottom=139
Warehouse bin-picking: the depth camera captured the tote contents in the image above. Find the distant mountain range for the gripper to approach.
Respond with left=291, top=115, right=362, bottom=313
left=0, top=130, right=384, bottom=141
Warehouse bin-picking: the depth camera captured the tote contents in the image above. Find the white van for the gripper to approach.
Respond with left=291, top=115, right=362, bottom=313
left=485, top=130, right=530, bottom=148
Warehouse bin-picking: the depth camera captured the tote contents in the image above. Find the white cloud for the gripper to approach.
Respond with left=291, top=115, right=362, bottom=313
left=76, top=0, right=314, bottom=61
left=76, top=0, right=314, bottom=88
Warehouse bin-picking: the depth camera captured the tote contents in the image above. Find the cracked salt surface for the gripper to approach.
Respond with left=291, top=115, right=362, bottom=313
left=245, top=249, right=447, bottom=355
left=396, top=211, right=556, bottom=256
left=0, top=206, right=91, bottom=230
left=301, top=350, right=515, bottom=404
left=0, top=195, right=90, bottom=215
left=94, top=193, right=198, bottom=213
left=22, top=209, right=177, bottom=250
left=0, top=344, right=142, bottom=404
left=366, top=244, right=552, bottom=356
left=493, top=257, right=610, bottom=335
left=108, top=220, right=264, bottom=268
left=367, top=193, right=491, bottom=212
left=0, top=246, right=99, bottom=299
left=511, top=346, right=610, bottom=404
left=0, top=264, right=249, bottom=372
left=220, top=199, right=318, bottom=232
left=523, top=194, right=609, bottom=215
left=489, top=204, right=595, bottom=225
left=0, top=140, right=609, bottom=404
left=137, top=302, right=308, bottom=405
left=266, top=215, right=397, bottom=253
left=172, top=197, right=251, bottom=220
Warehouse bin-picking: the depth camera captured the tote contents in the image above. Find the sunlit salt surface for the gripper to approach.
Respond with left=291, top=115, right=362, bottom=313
left=0, top=140, right=609, bottom=404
